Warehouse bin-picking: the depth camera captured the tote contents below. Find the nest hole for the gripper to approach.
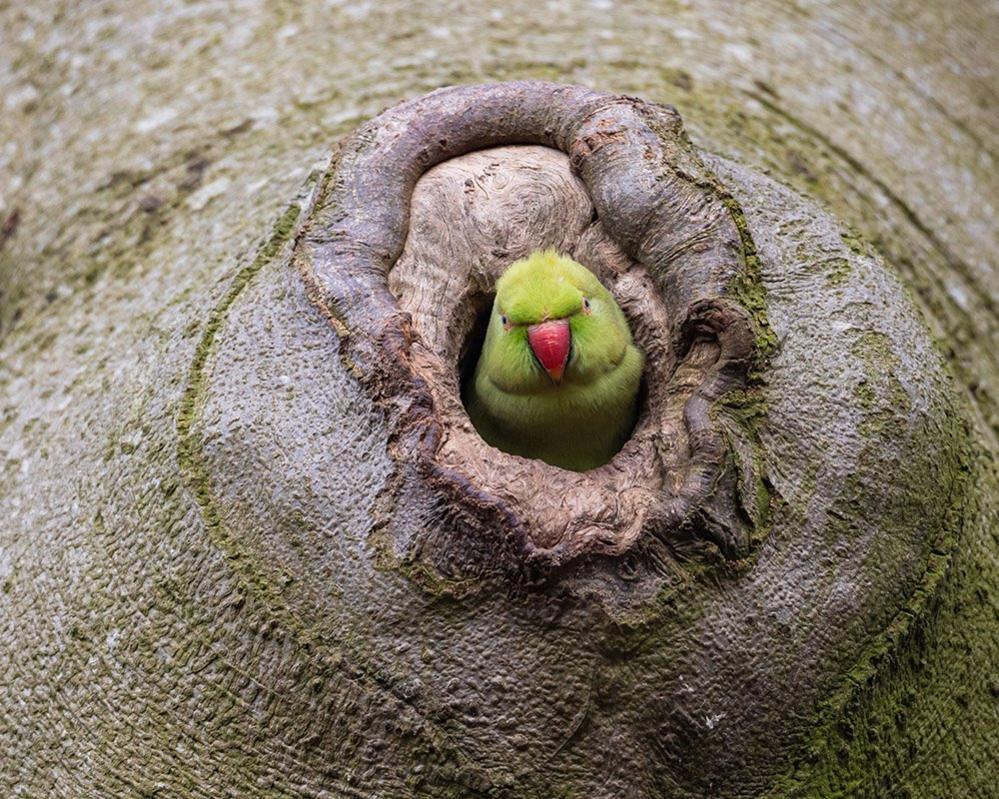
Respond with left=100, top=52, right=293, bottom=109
left=386, top=145, right=693, bottom=559
left=457, top=291, right=494, bottom=402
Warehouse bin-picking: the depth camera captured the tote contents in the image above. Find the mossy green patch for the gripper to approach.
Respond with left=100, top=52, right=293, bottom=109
left=824, top=256, right=852, bottom=286
left=851, top=330, right=911, bottom=437
left=721, top=195, right=780, bottom=371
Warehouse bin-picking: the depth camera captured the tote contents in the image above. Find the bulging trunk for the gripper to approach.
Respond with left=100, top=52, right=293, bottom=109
left=1, top=2, right=995, bottom=798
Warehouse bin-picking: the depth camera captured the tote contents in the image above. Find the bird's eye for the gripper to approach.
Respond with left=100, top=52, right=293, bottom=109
left=582, top=297, right=592, bottom=314
left=500, top=313, right=511, bottom=330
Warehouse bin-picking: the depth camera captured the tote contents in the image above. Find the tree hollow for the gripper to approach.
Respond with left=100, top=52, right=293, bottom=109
left=297, top=81, right=761, bottom=576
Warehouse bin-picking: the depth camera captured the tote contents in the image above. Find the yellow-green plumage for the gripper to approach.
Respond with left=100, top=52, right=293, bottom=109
left=467, top=250, right=644, bottom=471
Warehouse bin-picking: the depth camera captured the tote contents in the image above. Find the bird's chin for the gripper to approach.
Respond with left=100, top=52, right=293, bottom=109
left=486, top=372, right=553, bottom=396
left=488, top=353, right=628, bottom=395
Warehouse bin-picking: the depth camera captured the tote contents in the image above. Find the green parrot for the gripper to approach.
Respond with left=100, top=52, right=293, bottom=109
left=466, top=249, right=644, bottom=472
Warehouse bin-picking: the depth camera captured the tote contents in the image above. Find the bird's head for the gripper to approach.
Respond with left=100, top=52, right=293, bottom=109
left=480, top=250, right=634, bottom=394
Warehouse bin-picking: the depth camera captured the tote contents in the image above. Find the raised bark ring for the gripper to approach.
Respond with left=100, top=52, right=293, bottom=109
left=296, top=81, right=762, bottom=578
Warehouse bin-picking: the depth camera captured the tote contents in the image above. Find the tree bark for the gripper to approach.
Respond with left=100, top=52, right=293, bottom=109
left=1, top=2, right=996, bottom=798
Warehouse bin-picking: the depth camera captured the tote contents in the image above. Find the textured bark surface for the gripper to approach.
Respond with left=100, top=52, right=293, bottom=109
left=1, top=2, right=996, bottom=798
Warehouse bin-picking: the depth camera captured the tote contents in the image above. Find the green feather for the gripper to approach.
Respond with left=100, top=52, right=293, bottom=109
left=466, top=250, right=644, bottom=471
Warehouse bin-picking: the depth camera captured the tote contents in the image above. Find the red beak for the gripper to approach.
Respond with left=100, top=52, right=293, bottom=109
left=527, top=318, right=571, bottom=383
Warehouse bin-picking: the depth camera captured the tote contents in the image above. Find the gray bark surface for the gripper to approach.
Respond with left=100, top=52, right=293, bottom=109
left=1, top=2, right=996, bottom=798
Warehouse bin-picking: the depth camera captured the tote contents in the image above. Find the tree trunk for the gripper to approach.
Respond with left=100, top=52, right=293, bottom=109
left=1, top=2, right=995, bottom=798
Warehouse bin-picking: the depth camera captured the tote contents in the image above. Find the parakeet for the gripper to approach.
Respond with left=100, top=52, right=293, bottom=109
left=466, top=249, right=644, bottom=472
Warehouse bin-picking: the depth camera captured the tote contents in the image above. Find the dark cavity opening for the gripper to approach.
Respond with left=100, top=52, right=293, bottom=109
left=457, top=290, right=495, bottom=402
